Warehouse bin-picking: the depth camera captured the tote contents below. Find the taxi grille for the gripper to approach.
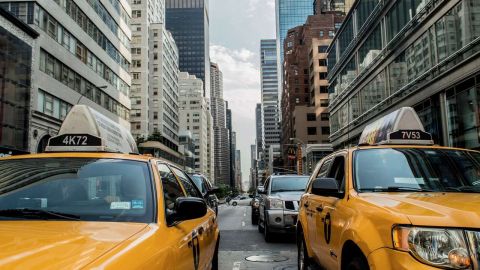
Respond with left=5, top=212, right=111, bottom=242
left=284, top=201, right=298, bottom=210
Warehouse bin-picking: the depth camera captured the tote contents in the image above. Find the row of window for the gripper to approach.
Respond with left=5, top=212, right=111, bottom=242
left=37, top=90, right=72, bottom=120
left=39, top=49, right=129, bottom=121
left=330, top=0, right=428, bottom=78
left=81, top=0, right=130, bottom=48
left=31, top=4, right=129, bottom=96
left=307, top=113, right=330, bottom=121
left=306, top=126, right=331, bottom=136
left=331, top=0, right=480, bottom=135
left=51, top=0, right=130, bottom=70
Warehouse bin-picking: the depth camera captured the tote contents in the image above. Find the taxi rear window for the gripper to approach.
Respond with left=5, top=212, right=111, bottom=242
left=0, top=158, right=154, bottom=223
left=354, top=148, right=480, bottom=193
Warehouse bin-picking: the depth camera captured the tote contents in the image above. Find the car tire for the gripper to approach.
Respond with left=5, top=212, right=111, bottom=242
left=211, top=238, right=220, bottom=270
left=298, top=233, right=313, bottom=270
left=264, top=220, right=273, bottom=242
left=345, top=254, right=369, bottom=270
left=251, top=213, right=258, bottom=225
left=232, top=202, right=237, bottom=206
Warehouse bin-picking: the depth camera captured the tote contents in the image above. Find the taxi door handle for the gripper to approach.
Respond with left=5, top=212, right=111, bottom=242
left=316, top=206, right=324, bottom=212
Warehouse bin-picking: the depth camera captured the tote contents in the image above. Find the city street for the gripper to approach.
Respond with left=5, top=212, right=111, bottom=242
left=217, top=204, right=297, bottom=270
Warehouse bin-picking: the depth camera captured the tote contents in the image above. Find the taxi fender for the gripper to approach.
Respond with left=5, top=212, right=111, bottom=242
left=337, top=200, right=410, bottom=261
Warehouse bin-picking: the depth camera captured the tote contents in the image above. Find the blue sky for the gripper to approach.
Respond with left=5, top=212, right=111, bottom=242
left=210, top=0, right=276, bottom=189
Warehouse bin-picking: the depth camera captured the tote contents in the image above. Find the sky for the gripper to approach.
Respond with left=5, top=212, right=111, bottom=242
left=209, top=0, right=276, bottom=190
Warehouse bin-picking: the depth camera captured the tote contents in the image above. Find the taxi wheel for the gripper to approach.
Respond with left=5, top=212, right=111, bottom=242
left=298, top=236, right=311, bottom=270
left=232, top=202, right=237, bottom=206
left=345, top=255, right=369, bottom=270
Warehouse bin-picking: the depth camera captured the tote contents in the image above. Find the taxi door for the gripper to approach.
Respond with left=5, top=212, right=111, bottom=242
left=170, top=166, right=217, bottom=270
left=305, top=156, right=333, bottom=258
left=314, top=153, right=348, bottom=270
left=157, top=163, right=198, bottom=269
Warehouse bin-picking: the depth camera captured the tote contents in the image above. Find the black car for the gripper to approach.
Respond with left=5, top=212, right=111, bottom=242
left=250, top=186, right=263, bottom=225
left=190, top=174, right=219, bottom=215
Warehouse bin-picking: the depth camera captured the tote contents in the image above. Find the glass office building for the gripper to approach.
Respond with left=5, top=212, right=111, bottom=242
left=327, top=0, right=480, bottom=150
left=166, top=0, right=210, bottom=97
left=276, top=0, right=314, bottom=65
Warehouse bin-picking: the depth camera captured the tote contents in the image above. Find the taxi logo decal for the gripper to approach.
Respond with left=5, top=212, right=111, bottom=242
left=324, top=213, right=332, bottom=244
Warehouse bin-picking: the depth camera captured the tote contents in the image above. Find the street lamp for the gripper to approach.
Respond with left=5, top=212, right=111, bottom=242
left=289, top=138, right=305, bottom=175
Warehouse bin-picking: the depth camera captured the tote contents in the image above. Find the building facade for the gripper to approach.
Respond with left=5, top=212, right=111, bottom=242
left=227, top=109, right=236, bottom=188
left=0, top=8, right=38, bottom=156
left=210, top=62, right=231, bottom=186
left=260, top=39, right=281, bottom=169
left=178, top=72, right=214, bottom=181
left=235, top=149, right=242, bottom=191
left=1, top=0, right=132, bottom=153
left=281, top=13, right=343, bottom=168
left=166, top=0, right=210, bottom=96
left=327, top=0, right=480, bottom=151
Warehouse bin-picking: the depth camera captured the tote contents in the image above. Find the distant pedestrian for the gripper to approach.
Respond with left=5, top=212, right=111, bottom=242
left=226, top=196, right=231, bottom=205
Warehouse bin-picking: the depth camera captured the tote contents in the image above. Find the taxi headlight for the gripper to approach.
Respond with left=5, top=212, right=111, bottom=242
left=267, top=198, right=283, bottom=209
left=393, top=226, right=471, bottom=269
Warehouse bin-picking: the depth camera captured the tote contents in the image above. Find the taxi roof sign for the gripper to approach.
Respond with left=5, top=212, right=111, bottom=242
left=46, top=105, right=138, bottom=154
left=358, top=107, right=434, bottom=146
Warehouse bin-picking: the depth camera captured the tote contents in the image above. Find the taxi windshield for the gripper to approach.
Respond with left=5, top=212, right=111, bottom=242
left=354, top=148, right=480, bottom=193
left=0, top=158, right=154, bottom=223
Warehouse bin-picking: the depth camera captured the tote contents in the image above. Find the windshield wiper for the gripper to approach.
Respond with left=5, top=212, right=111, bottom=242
left=444, top=186, right=480, bottom=193
left=359, top=187, right=434, bottom=192
left=0, top=208, right=81, bottom=221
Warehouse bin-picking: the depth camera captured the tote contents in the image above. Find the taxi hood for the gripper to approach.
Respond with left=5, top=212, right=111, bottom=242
left=0, top=221, right=148, bottom=269
left=359, top=192, right=480, bottom=228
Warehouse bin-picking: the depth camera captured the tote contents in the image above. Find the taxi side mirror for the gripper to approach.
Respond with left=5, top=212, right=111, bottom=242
left=169, top=197, right=207, bottom=224
left=311, top=178, right=342, bottom=198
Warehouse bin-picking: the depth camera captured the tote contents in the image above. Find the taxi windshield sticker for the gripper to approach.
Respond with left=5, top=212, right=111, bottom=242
left=110, top=202, right=131, bottom=210
left=131, top=199, right=144, bottom=209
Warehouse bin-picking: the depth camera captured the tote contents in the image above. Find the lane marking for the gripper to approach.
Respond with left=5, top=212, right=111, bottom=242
left=233, top=261, right=241, bottom=270
left=242, top=221, right=245, bottom=227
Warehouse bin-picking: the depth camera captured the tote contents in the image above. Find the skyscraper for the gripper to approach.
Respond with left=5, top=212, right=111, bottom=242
left=275, top=0, right=314, bottom=67
left=129, top=0, right=180, bottom=153
left=210, top=62, right=231, bottom=186
left=166, top=0, right=210, bottom=97
left=178, top=72, right=214, bottom=180
left=260, top=39, right=281, bottom=170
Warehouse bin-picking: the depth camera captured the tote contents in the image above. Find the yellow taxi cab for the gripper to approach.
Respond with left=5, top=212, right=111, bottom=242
left=297, top=107, right=480, bottom=270
left=0, top=105, right=219, bottom=269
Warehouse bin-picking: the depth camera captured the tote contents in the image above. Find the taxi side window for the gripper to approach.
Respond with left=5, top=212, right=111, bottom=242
left=327, top=155, right=346, bottom=195
left=170, top=167, right=202, bottom=198
left=158, top=163, right=185, bottom=211
left=317, top=158, right=332, bottom=178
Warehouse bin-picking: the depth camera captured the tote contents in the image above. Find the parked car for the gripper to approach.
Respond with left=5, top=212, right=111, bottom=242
left=250, top=187, right=263, bottom=224
left=230, top=195, right=251, bottom=206
left=190, top=174, right=219, bottom=215
left=258, top=175, right=309, bottom=242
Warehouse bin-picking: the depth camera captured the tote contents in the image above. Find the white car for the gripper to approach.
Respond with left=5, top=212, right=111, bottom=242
left=230, top=195, right=251, bottom=206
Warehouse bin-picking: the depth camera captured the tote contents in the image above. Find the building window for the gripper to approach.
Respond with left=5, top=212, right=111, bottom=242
left=318, top=45, right=328, bottom=53
left=322, top=126, right=330, bottom=135
left=307, top=113, right=316, bottom=121
left=320, top=99, right=329, bottom=107
left=37, top=90, right=72, bottom=120
left=132, top=10, right=141, bottom=18
left=321, top=113, right=329, bottom=121
left=359, top=25, right=382, bottom=72
left=132, top=60, right=141, bottom=67
left=319, top=59, right=327, bottom=66
left=319, top=72, right=327, bottom=80
left=319, top=30, right=324, bottom=37
left=328, top=31, right=334, bottom=37
left=307, top=127, right=317, bottom=135
left=320, top=86, right=328, bottom=93
left=132, top=73, right=140, bottom=80
left=153, top=112, right=158, bottom=120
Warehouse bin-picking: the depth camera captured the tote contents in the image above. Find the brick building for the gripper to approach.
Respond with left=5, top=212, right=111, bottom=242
left=281, top=13, right=344, bottom=169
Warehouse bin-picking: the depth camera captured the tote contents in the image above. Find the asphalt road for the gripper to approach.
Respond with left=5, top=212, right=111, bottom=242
left=217, top=204, right=297, bottom=270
